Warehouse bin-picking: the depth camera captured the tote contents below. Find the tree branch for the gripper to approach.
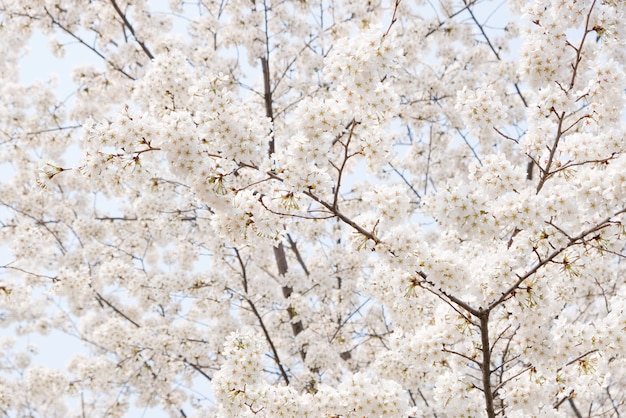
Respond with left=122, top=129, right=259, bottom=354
left=479, top=311, right=496, bottom=418
left=244, top=296, right=290, bottom=385
left=109, top=0, right=154, bottom=59
left=488, top=208, right=626, bottom=311
left=44, top=7, right=136, bottom=80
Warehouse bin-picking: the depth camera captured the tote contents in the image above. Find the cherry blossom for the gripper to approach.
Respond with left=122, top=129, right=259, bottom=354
left=0, top=0, right=625, bottom=417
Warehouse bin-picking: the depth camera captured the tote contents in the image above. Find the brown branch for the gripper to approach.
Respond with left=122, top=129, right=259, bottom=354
left=0, top=264, right=58, bottom=282
left=182, top=359, right=212, bottom=382
left=95, top=216, right=139, bottom=221
left=479, top=311, right=496, bottom=418
left=244, top=296, right=290, bottom=385
left=383, top=0, right=401, bottom=38
left=26, top=124, right=82, bottom=136
left=332, top=119, right=358, bottom=210
left=416, top=388, right=438, bottom=418
left=463, top=0, right=528, bottom=108
left=258, top=14, right=306, bottom=357
left=303, top=190, right=381, bottom=245
left=562, top=348, right=599, bottom=370
left=441, top=345, right=481, bottom=367
left=1, top=204, right=69, bottom=254
left=554, top=389, right=575, bottom=410
left=262, top=57, right=274, bottom=156
left=424, top=1, right=479, bottom=39
left=417, top=278, right=479, bottom=322
left=488, top=207, right=626, bottom=311
left=44, top=7, right=135, bottom=80
left=233, top=247, right=248, bottom=293
left=109, top=0, right=154, bottom=59
left=567, top=0, right=597, bottom=91
left=535, top=1, right=597, bottom=192
left=568, top=398, right=584, bottom=418
left=547, top=153, right=617, bottom=178
left=93, top=289, right=141, bottom=328
left=286, top=234, right=310, bottom=276
left=536, top=111, right=565, bottom=193
left=561, top=113, right=592, bottom=135
left=491, top=353, right=521, bottom=375
left=257, top=194, right=334, bottom=220
left=605, top=386, right=622, bottom=418
left=493, top=365, right=533, bottom=393
left=329, top=298, right=371, bottom=344
left=230, top=246, right=295, bottom=379
left=388, top=162, right=421, bottom=201
left=490, top=324, right=513, bottom=356
left=457, top=128, right=483, bottom=165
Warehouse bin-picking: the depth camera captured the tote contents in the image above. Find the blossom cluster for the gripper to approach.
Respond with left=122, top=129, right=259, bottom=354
left=0, top=0, right=625, bottom=417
